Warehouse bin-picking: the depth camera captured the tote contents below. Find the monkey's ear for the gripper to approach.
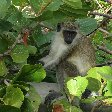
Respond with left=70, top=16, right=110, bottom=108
left=57, top=23, right=61, bottom=32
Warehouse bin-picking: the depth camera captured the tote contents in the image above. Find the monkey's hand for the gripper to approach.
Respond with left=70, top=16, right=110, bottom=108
left=43, top=58, right=60, bottom=69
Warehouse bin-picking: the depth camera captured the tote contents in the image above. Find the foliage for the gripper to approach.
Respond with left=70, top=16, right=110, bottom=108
left=0, top=0, right=112, bottom=112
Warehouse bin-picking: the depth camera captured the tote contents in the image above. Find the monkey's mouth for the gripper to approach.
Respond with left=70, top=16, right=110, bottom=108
left=63, top=30, right=77, bottom=44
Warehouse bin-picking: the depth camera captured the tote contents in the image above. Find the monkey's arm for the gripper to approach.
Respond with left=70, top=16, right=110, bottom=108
left=40, top=34, right=83, bottom=69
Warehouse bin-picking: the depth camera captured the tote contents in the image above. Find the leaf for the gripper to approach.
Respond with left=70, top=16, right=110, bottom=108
left=0, top=85, right=6, bottom=97
left=97, top=66, right=112, bottom=81
left=86, top=77, right=101, bottom=92
left=76, top=18, right=97, bottom=35
left=62, top=0, right=82, bottom=9
left=11, top=45, right=29, bottom=63
left=3, top=86, right=24, bottom=108
left=27, top=45, right=37, bottom=54
left=35, top=31, right=54, bottom=46
left=0, top=60, right=8, bottom=76
left=86, top=67, right=102, bottom=81
left=21, top=86, right=41, bottom=112
left=37, top=10, right=53, bottom=21
left=66, top=76, right=88, bottom=96
left=103, top=81, right=112, bottom=96
left=0, top=105, right=20, bottom=112
left=29, top=0, right=52, bottom=14
left=15, top=64, right=46, bottom=82
left=0, top=0, right=10, bottom=18
left=7, top=6, right=22, bottom=25
left=13, top=82, right=30, bottom=94
left=47, top=0, right=63, bottom=11
left=12, top=0, right=28, bottom=6
left=22, top=6, right=36, bottom=18
left=0, top=20, right=12, bottom=32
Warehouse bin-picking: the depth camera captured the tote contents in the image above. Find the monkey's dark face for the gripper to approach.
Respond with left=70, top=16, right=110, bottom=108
left=57, top=22, right=78, bottom=44
left=63, top=30, right=77, bottom=44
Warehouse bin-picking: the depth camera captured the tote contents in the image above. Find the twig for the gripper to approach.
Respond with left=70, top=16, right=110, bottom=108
left=38, top=22, right=54, bottom=31
left=90, top=12, right=112, bottom=19
left=0, top=34, right=22, bottom=57
left=95, top=0, right=102, bottom=8
left=97, top=45, right=112, bottom=55
left=98, top=28, right=109, bottom=34
left=96, top=60, right=112, bottom=67
left=36, top=0, right=52, bottom=17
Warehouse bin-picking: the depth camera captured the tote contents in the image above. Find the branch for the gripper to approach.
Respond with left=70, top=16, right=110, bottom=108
left=36, top=0, right=52, bottom=17
left=97, top=45, right=112, bottom=55
left=38, top=22, right=54, bottom=31
left=0, top=34, right=22, bottom=57
left=96, top=60, right=112, bottom=67
left=90, top=12, right=112, bottom=19
left=98, top=28, right=109, bottom=34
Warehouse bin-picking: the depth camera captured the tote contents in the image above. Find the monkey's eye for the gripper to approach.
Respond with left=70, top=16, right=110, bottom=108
left=63, top=30, right=77, bottom=44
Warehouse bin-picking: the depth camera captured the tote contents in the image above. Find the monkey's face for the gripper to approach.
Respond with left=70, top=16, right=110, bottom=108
left=63, top=30, right=77, bottom=44
left=57, top=22, right=78, bottom=44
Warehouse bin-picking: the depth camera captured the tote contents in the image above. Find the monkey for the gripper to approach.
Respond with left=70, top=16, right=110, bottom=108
left=40, top=21, right=96, bottom=91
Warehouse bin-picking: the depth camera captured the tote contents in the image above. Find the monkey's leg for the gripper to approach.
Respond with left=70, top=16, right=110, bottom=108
left=56, top=63, right=67, bottom=92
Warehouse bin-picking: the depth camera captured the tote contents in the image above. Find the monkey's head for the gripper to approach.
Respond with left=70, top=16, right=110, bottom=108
left=57, top=22, right=79, bottom=44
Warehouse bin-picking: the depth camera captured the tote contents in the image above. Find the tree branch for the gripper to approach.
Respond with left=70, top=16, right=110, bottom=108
left=97, top=45, right=112, bottom=55
left=96, top=60, right=112, bottom=67
left=90, top=12, right=112, bottom=19
left=36, top=0, right=52, bottom=17
left=0, top=34, right=22, bottom=57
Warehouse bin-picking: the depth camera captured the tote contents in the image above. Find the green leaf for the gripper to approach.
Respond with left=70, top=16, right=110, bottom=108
left=86, top=77, right=101, bottom=92
left=3, top=86, right=24, bottom=108
left=97, top=66, right=112, bottom=81
left=47, top=0, right=63, bottom=11
left=35, top=31, right=54, bottom=46
left=66, top=76, right=88, bottom=96
left=103, top=81, right=112, bottom=96
left=0, top=60, right=8, bottom=76
left=86, top=67, right=102, bottom=81
left=12, top=0, right=28, bottom=6
left=0, top=20, right=12, bottom=32
left=16, top=64, right=46, bottom=82
left=13, top=82, right=30, bottom=94
left=37, top=10, right=53, bottom=21
left=27, top=45, right=37, bottom=54
left=0, top=105, right=20, bottom=112
left=7, top=6, right=22, bottom=25
left=62, top=0, right=82, bottom=9
left=29, top=0, right=52, bottom=14
left=0, top=85, right=6, bottom=97
left=76, top=18, right=97, bottom=35
left=22, top=6, right=36, bottom=18
left=11, top=45, right=29, bottom=63
left=21, top=86, right=41, bottom=112
left=0, top=0, right=10, bottom=18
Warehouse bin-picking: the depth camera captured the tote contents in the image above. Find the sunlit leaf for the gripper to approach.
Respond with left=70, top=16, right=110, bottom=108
left=11, top=45, right=29, bottom=63
left=3, top=86, right=24, bottom=108
left=0, top=60, right=8, bottom=76
left=66, top=76, right=88, bottom=96
left=15, top=64, right=46, bottom=82
left=21, top=86, right=41, bottom=111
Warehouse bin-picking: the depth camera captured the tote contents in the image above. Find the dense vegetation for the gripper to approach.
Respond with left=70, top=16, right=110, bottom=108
left=0, top=0, right=112, bottom=112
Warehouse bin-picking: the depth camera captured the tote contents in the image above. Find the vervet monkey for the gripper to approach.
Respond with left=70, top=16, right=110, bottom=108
left=40, top=22, right=96, bottom=90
